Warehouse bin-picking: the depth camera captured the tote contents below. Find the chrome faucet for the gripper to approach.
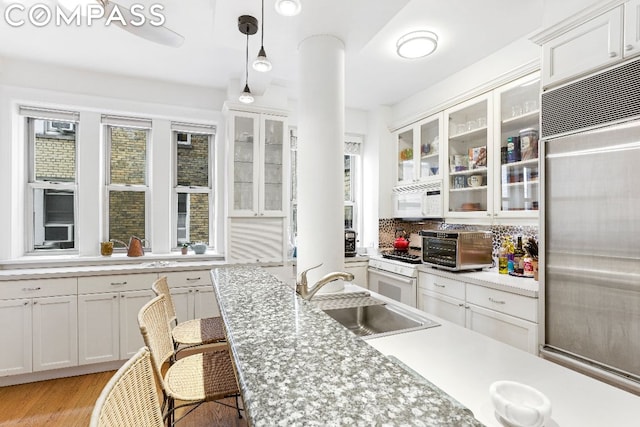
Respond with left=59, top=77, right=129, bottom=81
left=296, top=263, right=354, bottom=301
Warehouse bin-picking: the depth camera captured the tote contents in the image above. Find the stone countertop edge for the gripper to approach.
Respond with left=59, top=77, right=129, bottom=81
left=211, top=265, right=485, bottom=427
left=417, top=265, right=539, bottom=298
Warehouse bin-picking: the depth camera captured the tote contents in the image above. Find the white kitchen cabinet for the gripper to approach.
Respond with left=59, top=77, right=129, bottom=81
left=163, top=271, right=220, bottom=321
left=77, top=273, right=156, bottom=365
left=537, top=1, right=640, bottom=89
left=345, top=260, right=369, bottom=289
left=226, top=108, right=287, bottom=217
left=625, top=0, right=640, bottom=57
left=417, top=271, right=539, bottom=354
left=394, top=113, right=443, bottom=185
left=0, top=278, right=78, bottom=376
left=492, top=72, right=541, bottom=220
left=542, top=6, right=623, bottom=88
left=443, top=93, right=494, bottom=219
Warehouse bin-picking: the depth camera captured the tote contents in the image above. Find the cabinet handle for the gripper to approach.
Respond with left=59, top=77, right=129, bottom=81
left=111, top=281, right=127, bottom=286
left=458, top=303, right=464, bottom=307
left=189, top=289, right=194, bottom=293
left=195, top=289, right=200, bottom=293
left=113, top=295, right=118, bottom=299
left=186, top=277, right=201, bottom=281
left=625, top=44, right=634, bottom=51
left=22, top=287, right=41, bottom=292
left=434, top=283, right=446, bottom=288
left=24, top=301, right=29, bottom=306
left=489, top=297, right=506, bottom=304
left=254, top=213, right=258, bottom=216
left=33, top=301, right=37, bottom=305
left=609, top=51, right=618, bottom=58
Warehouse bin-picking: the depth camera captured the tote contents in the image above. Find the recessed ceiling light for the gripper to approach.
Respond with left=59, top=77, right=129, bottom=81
left=275, top=0, right=301, bottom=16
left=396, top=30, right=438, bottom=59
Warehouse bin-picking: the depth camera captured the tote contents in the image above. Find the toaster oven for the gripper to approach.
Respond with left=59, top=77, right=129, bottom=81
left=420, top=230, right=493, bottom=271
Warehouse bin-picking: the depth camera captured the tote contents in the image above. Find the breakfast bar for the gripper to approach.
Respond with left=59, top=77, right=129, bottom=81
left=211, top=265, right=482, bottom=426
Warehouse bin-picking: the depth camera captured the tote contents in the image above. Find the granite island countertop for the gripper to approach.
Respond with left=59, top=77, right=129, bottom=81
left=211, top=265, right=484, bottom=426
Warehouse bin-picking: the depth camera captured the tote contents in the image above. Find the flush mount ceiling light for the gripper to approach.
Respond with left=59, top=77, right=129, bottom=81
left=253, top=0, right=272, bottom=72
left=275, top=0, right=301, bottom=16
left=396, top=30, right=438, bottom=59
left=238, top=15, right=258, bottom=104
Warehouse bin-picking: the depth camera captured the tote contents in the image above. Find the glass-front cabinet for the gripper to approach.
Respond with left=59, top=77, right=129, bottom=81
left=228, top=110, right=286, bottom=217
left=493, top=72, right=540, bottom=218
left=444, top=93, right=493, bottom=217
left=395, top=113, right=443, bottom=185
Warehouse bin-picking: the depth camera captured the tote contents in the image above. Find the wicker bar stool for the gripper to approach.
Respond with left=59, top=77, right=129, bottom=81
left=138, top=294, right=242, bottom=426
left=152, top=276, right=226, bottom=355
left=90, top=347, right=164, bottom=427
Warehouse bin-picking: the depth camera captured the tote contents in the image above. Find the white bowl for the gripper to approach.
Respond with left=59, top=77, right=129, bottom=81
left=489, top=380, right=551, bottom=427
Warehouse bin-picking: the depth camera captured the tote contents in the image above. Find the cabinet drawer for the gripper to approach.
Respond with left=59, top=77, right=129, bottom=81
left=0, top=278, right=77, bottom=300
left=420, top=273, right=465, bottom=300
left=466, top=284, right=537, bottom=322
left=163, top=271, right=212, bottom=288
left=78, top=273, right=157, bottom=294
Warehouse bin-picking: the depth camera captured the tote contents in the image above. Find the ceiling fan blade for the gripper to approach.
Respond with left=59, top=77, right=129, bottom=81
left=103, top=0, right=185, bottom=47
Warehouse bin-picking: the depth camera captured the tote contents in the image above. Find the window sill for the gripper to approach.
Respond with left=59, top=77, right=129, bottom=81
left=0, top=252, right=225, bottom=272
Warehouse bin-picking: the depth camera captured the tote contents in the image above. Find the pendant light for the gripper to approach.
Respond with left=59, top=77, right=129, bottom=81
left=238, top=15, right=258, bottom=104
left=253, top=0, right=272, bottom=72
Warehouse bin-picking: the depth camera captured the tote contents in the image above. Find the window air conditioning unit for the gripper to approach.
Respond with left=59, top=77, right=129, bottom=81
left=47, top=121, right=76, bottom=133
left=44, top=224, right=74, bottom=242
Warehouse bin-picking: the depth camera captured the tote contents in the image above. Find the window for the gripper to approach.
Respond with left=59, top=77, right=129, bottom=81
left=173, top=122, right=215, bottom=247
left=104, top=115, right=151, bottom=248
left=23, top=107, right=79, bottom=252
left=289, top=131, right=362, bottom=240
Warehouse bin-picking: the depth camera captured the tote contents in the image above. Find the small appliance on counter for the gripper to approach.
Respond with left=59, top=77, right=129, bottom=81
left=420, top=230, right=493, bottom=271
left=344, top=228, right=357, bottom=257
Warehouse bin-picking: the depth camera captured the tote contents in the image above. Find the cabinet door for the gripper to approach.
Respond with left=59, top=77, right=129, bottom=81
left=396, top=126, right=416, bottom=184
left=0, top=299, right=32, bottom=376
left=345, top=262, right=369, bottom=288
left=32, top=295, right=78, bottom=372
left=493, top=72, right=541, bottom=220
left=260, top=114, right=286, bottom=215
left=170, top=287, right=192, bottom=322
left=543, top=6, right=623, bottom=88
left=417, top=288, right=466, bottom=327
left=625, top=0, right=640, bottom=58
left=444, top=93, right=494, bottom=219
left=119, top=290, right=154, bottom=360
left=466, top=304, right=538, bottom=354
left=230, top=111, right=260, bottom=216
left=193, top=286, right=220, bottom=319
left=417, top=114, right=443, bottom=181
left=78, top=293, right=119, bottom=365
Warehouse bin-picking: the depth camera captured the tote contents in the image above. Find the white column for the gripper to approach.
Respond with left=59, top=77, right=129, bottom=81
left=297, top=35, right=346, bottom=293
left=77, top=111, right=102, bottom=256
left=150, top=119, right=172, bottom=253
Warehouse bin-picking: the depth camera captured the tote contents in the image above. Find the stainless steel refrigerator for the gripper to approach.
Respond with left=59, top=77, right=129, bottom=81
left=541, top=58, right=640, bottom=394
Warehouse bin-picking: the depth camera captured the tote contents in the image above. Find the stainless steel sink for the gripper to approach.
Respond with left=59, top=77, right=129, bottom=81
left=323, top=303, right=439, bottom=339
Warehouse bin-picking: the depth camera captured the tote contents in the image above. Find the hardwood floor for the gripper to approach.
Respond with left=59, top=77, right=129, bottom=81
left=0, top=371, right=247, bottom=427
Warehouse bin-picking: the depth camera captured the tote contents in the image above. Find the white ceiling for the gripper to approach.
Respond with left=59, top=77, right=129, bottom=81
left=0, top=0, right=554, bottom=110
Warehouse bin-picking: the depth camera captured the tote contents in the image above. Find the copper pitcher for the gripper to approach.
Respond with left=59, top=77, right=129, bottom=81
left=111, top=236, right=145, bottom=257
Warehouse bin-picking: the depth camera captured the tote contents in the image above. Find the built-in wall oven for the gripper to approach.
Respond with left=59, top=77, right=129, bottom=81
left=368, top=256, right=419, bottom=307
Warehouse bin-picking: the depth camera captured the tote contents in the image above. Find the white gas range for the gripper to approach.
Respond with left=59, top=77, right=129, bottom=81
left=368, top=252, right=421, bottom=308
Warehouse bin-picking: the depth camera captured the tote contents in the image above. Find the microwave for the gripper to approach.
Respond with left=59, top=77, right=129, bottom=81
left=392, top=181, right=442, bottom=219
left=420, top=230, right=493, bottom=271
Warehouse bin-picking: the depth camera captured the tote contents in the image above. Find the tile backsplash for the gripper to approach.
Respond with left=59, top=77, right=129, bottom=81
left=378, top=218, right=538, bottom=257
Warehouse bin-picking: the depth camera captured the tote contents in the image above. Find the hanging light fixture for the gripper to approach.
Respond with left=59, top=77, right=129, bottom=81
left=253, top=0, right=272, bottom=72
left=396, top=30, right=438, bottom=59
left=275, top=0, right=301, bottom=16
left=238, top=15, right=258, bottom=104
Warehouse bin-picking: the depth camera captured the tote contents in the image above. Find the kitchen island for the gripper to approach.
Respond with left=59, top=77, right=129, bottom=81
left=212, top=265, right=640, bottom=426
left=211, top=265, right=482, bottom=426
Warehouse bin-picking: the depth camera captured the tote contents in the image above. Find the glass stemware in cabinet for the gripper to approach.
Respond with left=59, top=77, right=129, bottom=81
left=497, top=73, right=540, bottom=215
left=233, top=115, right=255, bottom=211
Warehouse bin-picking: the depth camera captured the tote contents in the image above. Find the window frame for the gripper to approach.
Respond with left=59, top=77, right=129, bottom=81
left=104, top=123, right=151, bottom=251
left=172, top=128, right=215, bottom=249
left=25, top=114, right=79, bottom=254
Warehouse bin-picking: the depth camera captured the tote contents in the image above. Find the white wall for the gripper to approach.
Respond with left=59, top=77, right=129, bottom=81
left=0, top=57, right=226, bottom=260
